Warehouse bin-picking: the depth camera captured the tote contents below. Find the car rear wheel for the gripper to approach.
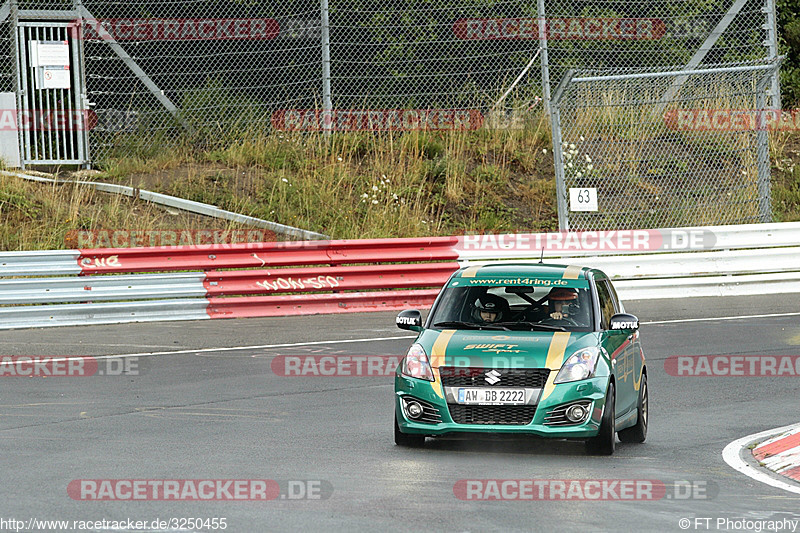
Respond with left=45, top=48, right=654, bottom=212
left=618, top=374, right=648, bottom=443
left=586, top=382, right=616, bottom=456
left=394, top=416, right=425, bottom=447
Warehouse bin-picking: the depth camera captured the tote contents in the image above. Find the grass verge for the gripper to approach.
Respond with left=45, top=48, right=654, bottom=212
left=2, top=112, right=800, bottom=251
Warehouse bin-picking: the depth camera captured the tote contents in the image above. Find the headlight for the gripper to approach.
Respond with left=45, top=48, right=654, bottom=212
left=401, top=344, right=434, bottom=381
left=554, top=347, right=600, bottom=384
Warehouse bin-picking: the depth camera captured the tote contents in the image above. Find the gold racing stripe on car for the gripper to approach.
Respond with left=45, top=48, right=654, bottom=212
left=540, top=332, right=571, bottom=402
left=429, top=329, right=455, bottom=398
left=562, top=265, right=582, bottom=280
left=460, top=265, right=481, bottom=278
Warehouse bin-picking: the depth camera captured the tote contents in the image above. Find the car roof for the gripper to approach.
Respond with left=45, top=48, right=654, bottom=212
left=453, top=262, right=607, bottom=280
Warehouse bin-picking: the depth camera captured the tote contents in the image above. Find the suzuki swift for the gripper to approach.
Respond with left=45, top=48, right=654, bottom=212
left=394, top=263, right=647, bottom=455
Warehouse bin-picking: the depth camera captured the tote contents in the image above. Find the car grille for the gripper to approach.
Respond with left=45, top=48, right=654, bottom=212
left=447, top=404, right=537, bottom=425
left=401, top=397, right=443, bottom=424
left=440, top=367, right=550, bottom=388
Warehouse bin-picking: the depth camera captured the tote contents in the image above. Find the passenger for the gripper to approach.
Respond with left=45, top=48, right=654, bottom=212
left=547, top=287, right=580, bottom=321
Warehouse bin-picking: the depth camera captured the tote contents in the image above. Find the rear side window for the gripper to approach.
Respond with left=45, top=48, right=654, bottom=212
left=595, top=280, right=616, bottom=330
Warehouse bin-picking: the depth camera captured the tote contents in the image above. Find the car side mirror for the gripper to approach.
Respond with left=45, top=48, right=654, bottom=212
left=609, top=313, right=639, bottom=331
left=396, top=309, right=423, bottom=332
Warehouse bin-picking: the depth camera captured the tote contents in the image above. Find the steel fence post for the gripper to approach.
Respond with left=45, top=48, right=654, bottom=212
left=321, top=0, right=332, bottom=137
left=536, top=0, right=550, bottom=116
left=550, top=70, right=574, bottom=231
left=764, top=0, right=781, bottom=111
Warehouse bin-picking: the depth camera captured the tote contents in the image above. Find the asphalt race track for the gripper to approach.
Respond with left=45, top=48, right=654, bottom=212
left=1, top=294, right=799, bottom=532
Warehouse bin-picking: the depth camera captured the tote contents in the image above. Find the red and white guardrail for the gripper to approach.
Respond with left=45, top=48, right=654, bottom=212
left=1, top=222, right=800, bottom=329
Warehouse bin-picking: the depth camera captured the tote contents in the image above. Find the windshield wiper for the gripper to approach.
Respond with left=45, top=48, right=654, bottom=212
left=492, top=321, right=567, bottom=332
left=433, top=321, right=510, bottom=331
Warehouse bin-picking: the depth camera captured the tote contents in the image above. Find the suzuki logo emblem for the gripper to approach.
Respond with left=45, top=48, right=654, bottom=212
left=485, top=369, right=501, bottom=385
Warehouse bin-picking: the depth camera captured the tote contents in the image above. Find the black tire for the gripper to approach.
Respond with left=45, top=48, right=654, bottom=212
left=618, top=373, right=648, bottom=444
left=394, top=415, right=425, bottom=447
left=586, top=382, right=616, bottom=456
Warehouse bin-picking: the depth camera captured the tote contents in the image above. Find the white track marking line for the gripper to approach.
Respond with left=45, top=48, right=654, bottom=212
left=0, top=335, right=417, bottom=365
left=722, top=423, right=800, bottom=495
left=643, top=311, right=800, bottom=325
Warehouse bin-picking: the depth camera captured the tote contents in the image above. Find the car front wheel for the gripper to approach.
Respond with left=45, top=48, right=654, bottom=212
left=394, top=416, right=425, bottom=447
left=586, top=382, right=616, bottom=455
left=618, top=373, right=647, bottom=443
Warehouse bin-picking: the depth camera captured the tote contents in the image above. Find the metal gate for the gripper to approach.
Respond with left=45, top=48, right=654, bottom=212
left=14, top=20, right=89, bottom=166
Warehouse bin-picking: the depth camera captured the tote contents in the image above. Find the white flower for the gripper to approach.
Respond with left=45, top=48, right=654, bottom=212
left=372, top=185, right=379, bottom=191
left=361, top=193, right=369, bottom=198
left=567, top=162, right=573, bottom=168
left=382, top=174, right=387, bottom=179
left=337, top=157, right=343, bottom=162
left=422, top=220, right=427, bottom=224
left=392, top=194, right=399, bottom=200
left=542, top=149, right=547, bottom=154
left=282, top=178, right=288, bottom=183
left=569, top=143, right=576, bottom=150
left=372, top=199, right=379, bottom=204
left=585, top=155, right=592, bottom=162
left=580, top=136, right=585, bottom=141
left=587, top=164, right=593, bottom=171
left=576, top=172, right=582, bottom=178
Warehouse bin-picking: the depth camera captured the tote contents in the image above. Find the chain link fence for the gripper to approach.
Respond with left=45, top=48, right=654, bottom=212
left=551, top=61, right=779, bottom=230
left=1, top=0, right=783, bottom=228
left=3, top=1, right=779, bottom=145
left=0, top=2, right=11, bottom=93
left=64, top=0, right=546, bottom=154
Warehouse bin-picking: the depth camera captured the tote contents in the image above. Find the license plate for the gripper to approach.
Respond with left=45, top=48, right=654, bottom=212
left=456, top=388, right=526, bottom=405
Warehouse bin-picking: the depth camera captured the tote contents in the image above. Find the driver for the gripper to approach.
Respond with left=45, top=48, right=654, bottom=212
left=547, top=287, right=578, bottom=321
left=472, top=294, right=509, bottom=323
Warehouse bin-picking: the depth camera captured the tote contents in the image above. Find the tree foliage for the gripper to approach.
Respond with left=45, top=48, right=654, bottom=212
left=778, top=0, right=800, bottom=106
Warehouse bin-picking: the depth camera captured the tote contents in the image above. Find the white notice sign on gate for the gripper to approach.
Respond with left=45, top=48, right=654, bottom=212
left=39, top=66, right=71, bottom=89
left=30, top=40, right=70, bottom=67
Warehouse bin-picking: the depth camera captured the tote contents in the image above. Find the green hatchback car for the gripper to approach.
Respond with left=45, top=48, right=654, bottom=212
left=394, top=263, right=647, bottom=455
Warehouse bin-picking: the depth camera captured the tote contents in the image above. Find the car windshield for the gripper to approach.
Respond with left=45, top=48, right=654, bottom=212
left=429, top=285, right=594, bottom=332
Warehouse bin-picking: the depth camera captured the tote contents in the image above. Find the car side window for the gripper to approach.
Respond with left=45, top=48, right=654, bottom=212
left=606, top=279, right=623, bottom=313
left=595, top=280, right=615, bottom=330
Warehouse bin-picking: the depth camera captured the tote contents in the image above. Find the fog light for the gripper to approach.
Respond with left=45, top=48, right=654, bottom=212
left=565, top=404, right=587, bottom=423
left=406, top=401, right=423, bottom=419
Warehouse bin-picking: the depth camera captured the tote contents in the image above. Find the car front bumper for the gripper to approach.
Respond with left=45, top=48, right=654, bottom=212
left=395, top=373, right=608, bottom=438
